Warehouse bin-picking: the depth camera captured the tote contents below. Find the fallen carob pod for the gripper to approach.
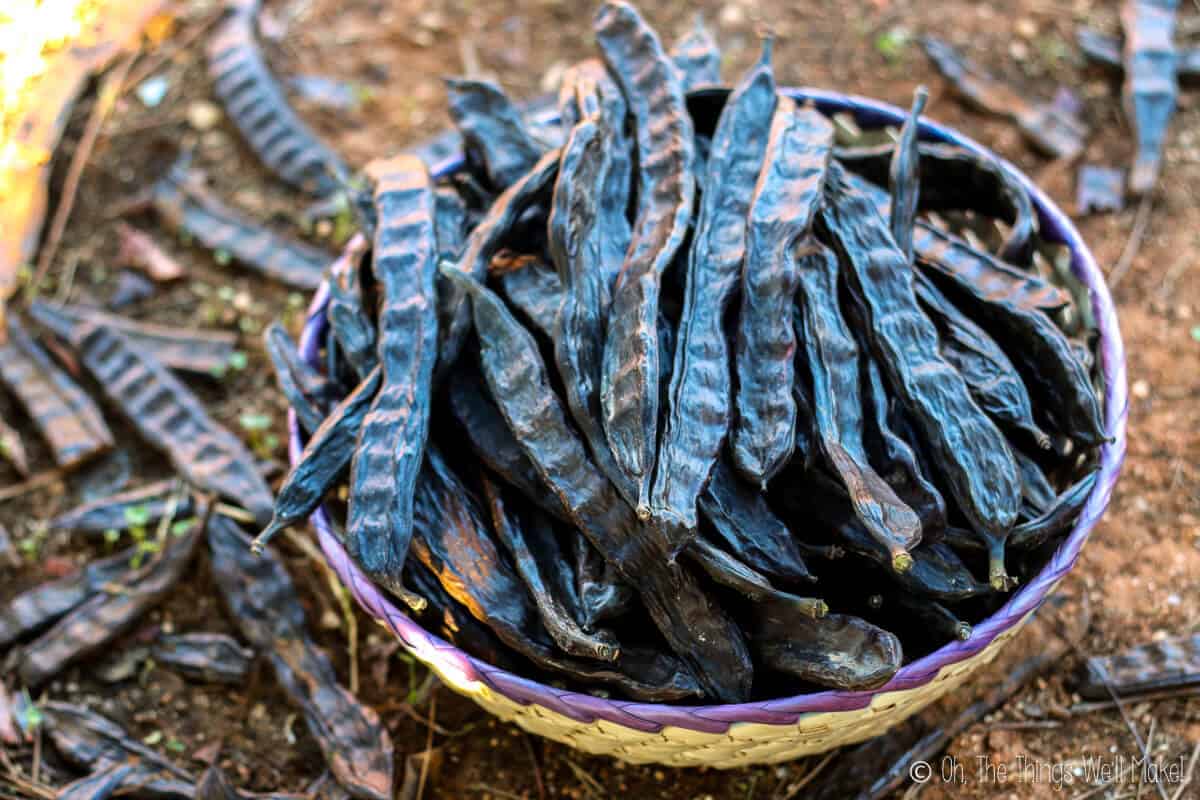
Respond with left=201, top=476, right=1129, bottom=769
left=1122, top=0, right=1179, bottom=193
left=206, top=0, right=348, bottom=196
left=446, top=77, right=546, bottom=190
left=29, top=308, right=276, bottom=525
left=751, top=606, right=903, bottom=691
left=18, top=524, right=201, bottom=687
left=151, top=632, right=254, bottom=684
left=0, top=316, right=112, bottom=468
left=921, top=35, right=1089, bottom=159
left=30, top=300, right=238, bottom=375
left=45, top=480, right=193, bottom=535
left=1078, top=25, right=1200, bottom=84
left=197, top=764, right=309, bottom=800
left=207, top=514, right=394, bottom=800
left=140, top=156, right=335, bottom=289
left=1076, top=632, right=1200, bottom=699
left=0, top=548, right=138, bottom=647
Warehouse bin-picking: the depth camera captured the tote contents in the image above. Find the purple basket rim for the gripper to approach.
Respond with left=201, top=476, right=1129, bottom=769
left=290, top=86, right=1128, bottom=733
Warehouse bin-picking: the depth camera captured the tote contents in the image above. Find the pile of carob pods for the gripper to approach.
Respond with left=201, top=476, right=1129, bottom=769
left=255, top=1, right=1106, bottom=704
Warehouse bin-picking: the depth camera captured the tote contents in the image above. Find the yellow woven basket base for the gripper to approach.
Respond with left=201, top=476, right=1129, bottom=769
left=405, top=606, right=1036, bottom=768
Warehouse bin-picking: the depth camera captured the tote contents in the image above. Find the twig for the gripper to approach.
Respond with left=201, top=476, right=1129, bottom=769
left=563, top=758, right=608, bottom=799
left=466, top=785, right=525, bottom=800
left=416, top=693, right=436, bottom=800
left=522, top=732, right=546, bottom=800
left=1170, top=742, right=1200, bottom=800
left=120, top=9, right=224, bottom=94
left=212, top=502, right=257, bottom=524
left=1137, top=717, right=1156, bottom=800
left=29, top=52, right=138, bottom=297
left=987, top=720, right=1062, bottom=731
left=0, top=465, right=70, bottom=503
left=30, top=724, right=41, bottom=785
left=1070, top=686, right=1200, bottom=715
left=1108, top=192, right=1154, bottom=289
left=1103, top=678, right=1170, bottom=800
left=781, top=750, right=838, bottom=800
left=1071, top=758, right=1143, bottom=800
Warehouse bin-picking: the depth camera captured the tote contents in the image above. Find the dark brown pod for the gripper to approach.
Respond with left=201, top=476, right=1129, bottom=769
left=751, top=608, right=903, bottom=691
left=151, top=632, right=255, bottom=684
left=446, top=77, right=546, bottom=190
left=1122, top=0, right=1179, bottom=193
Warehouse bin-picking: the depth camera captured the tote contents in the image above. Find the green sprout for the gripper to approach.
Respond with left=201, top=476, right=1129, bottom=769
left=874, top=27, right=910, bottom=63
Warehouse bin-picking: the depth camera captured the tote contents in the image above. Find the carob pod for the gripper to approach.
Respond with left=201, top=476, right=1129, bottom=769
left=652, top=42, right=777, bottom=531
left=143, top=156, right=335, bottom=289
left=443, top=266, right=752, bottom=701
left=913, top=273, right=1051, bottom=449
left=1078, top=25, right=1200, bottom=84
left=437, top=147, right=561, bottom=371
left=595, top=0, right=696, bottom=513
left=56, top=763, right=142, bottom=800
left=206, top=0, right=348, bottom=196
left=414, top=448, right=700, bottom=700
left=571, top=534, right=636, bottom=629
left=19, top=524, right=202, bottom=687
left=31, top=301, right=238, bottom=375
left=496, top=258, right=564, bottom=340
left=478, top=472, right=618, bottom=661
left=265, top=320, right=339, bottom=434
left=0, top=316, right=112, bottom=468
left=859, top=354, right=948, bottom=537
left=685, top=537, right=826, bottom=616
left=0, top=548, right=138, bottom=647
left=886, top=592, right=972, bottom=643
left=793, top=243, right=922, bottom=569
left=197, top=764, right=309, bottom=800
left=836, top=140, right=1037, bottom=264
left=151, top=632, right=255, bottom=684
left=886, top=87, right=928, bottom=264
left=920, top=35, right=1089, bottom=159
left=821, top=164, right=1020, bottom=590
left=446, top=78, right=546, bottom=190
left=669, top=14, right=721, bottom=90
left=255, top=366, right=383, bottom=554
left=751, top=606, right=903, bottom=691
left=732, top=98, right=833, bottom=487
left=208, top=514, right=394, bottom=800
left=344, top=156, right=438, bottom=596
left=434, top=185, right=469, bottom=263
left=1012, top=448, right=1057, bottom=515
left=30, top=309, right=276, bottom=525
left=1077, top=632, right=1200, bottom=700
left=1008, top=469, right=1099, bottom=551
left=45, top=480, right=192, bottom=535
left=697, top=458, right=815, bottom=585
left=326, top=233, right=378, bottom=381
left=1122, top=0, right=1179, bottom=193
left=915, top=231, right=1106, bottom=448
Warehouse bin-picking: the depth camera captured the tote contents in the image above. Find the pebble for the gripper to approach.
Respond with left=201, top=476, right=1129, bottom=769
left=1131, top=379, right=1150, bottom=399
left=188, top=101, right=223, bottom=131
left=1015, top=18, right=1039, bottom=39
left=719, top=3, right=745, bottom=27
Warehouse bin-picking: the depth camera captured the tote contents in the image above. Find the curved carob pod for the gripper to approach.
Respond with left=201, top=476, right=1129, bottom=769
left=32, top=302, right=239, bottom=376
left=836, top=140, right=1038, bottom=265
left=913, top=273, right=1051, bottom=449
left=887, top=86, right=928, bottom=264
left=151, top=632, right=254, bottom=684
left=343, top=156, right=438, bottom=597
left=595, top=0, right=696, bottom=514
left=698, top=458, right=815, bottom=585
left=571, top=534, right=636, bottom=630
left=669, top=14, right=721, bottom=90
left=732, top=99, right=833, bottom=487
left=253, top=366, right=383, bottom=554
left=326, top=233, right=378, bottom=381
left=29, top=309, right=276, bottom=525
left=0, top=548, right=137, bottom=647
left=437, top=147, right=561, bottom=371
left=496, top=258, right=564, bottom=340
left=0, top=316, right=112, bottom=468
left=207, top=515, right=394, bottom=800
left=19, top=524, right=202, bottom=687
left=143, top=157, right=334, bottom=289
left=443, top=266, right=753, bottom=702
left=1076, top=632, right=1200, bottom=700
left=793, top=243, right=922, bottom=570
left=1008, top=469, right=1099, bottom=551
left=266, top=321, right=339, bottom=434
left=685, top=537, right=826, bottom=617
left=45, top=480, right=192, bottom=535
left=860, top=355, right=948, bottom=537
left=434, top=185, right=469, bottom=263
left=821, top=165, right=1020, bottom=591
left=751, top=606, right=903, bottom=691
left=915, top=230, right=1106, bottom=448
left=414, top=448, right=701, bottom=700
left=478, top=472, right=618, bottom=661
left=206, top=0, right=348, bottom=196
left=1122, top=0, right=1179, bottom=194
left=446, top=78, right=546, bottom=190
left=1013, top=448, right=1057, bottom=516
left=652, top=41, right=777, bottom=532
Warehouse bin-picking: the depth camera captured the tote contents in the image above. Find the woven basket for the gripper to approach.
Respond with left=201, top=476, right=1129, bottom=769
left=289, top=88, right=1128, bottom=768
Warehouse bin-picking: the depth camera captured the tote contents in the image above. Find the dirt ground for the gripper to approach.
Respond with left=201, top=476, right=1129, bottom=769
left=1, top=0, right=1198, bottom=797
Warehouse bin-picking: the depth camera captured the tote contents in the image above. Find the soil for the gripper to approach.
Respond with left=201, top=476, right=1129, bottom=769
left=2, top=0, right=1198, bottom=798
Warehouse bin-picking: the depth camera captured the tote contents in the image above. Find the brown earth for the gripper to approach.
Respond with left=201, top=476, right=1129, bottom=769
left=1, top=0, right=1198, bottom=798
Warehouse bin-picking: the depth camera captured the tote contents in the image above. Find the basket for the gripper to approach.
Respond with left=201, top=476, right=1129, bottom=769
left=288, top=88, right=1128, bottom=768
